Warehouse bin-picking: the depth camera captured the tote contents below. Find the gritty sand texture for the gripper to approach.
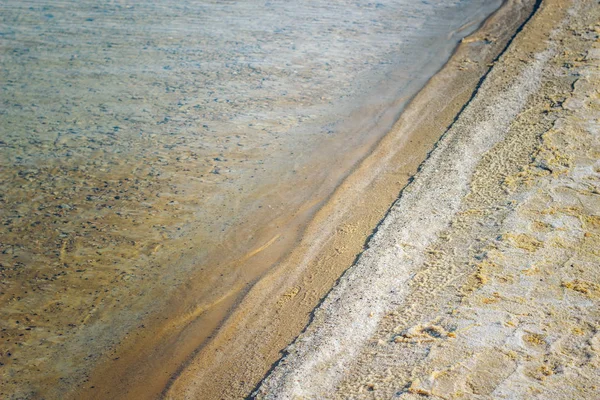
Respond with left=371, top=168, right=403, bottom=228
left=256, top=0, right=600, bottom=398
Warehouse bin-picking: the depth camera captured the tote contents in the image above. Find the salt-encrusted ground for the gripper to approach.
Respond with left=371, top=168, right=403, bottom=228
left=256, top=0, right=600, bottom=398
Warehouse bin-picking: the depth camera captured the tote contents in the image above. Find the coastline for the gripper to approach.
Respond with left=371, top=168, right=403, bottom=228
left=255, top=0, right=600, bottom=398
left=152, top=1, right=541, bottom=399
left=0, top=1, right=533, bottom=399
left=1, top=2, right=507, bottom=400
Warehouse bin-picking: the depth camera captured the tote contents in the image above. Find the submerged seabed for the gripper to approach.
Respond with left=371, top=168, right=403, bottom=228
left=1, top=0, right=500, bottom=396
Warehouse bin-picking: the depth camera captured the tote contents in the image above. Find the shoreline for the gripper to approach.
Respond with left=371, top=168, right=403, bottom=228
left=1, top=3, right=508, bottom=399
left=0, top=2, right=539, bottom=399
left=152, top=1, right=541, bottom=398
left=255, top=0, right=600, bottom=397
left=59, top=1, right=534, bottom=398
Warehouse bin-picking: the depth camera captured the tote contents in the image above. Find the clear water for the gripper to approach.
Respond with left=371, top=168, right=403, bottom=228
left=0, top=0, right=501, bottom=396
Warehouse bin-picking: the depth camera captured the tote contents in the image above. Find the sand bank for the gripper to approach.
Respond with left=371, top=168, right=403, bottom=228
left=256, top=0, right=600, bottom=398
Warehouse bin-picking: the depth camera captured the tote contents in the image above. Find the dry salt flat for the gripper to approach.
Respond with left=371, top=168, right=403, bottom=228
left=255, top=0, right=600, bottom=398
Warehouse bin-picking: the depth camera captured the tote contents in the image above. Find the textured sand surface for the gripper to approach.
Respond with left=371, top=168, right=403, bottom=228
left=256, top=0, right=600, bottom=398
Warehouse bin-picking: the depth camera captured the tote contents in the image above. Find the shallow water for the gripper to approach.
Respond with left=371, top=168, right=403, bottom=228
left=1, top=0, right=501, bottom=397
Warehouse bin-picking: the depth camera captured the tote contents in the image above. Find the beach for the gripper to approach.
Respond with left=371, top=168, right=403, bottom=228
left=2, top=0, right=597, bottom=399
left=255, top=0, right=600, bottom=398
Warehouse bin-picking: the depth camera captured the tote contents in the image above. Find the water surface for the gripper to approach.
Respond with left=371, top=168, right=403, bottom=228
left=0, top=0, right=501, bottom=396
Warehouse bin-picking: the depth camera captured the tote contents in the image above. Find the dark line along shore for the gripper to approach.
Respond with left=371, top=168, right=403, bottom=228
left=250, top=0, right=543, bottom=395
